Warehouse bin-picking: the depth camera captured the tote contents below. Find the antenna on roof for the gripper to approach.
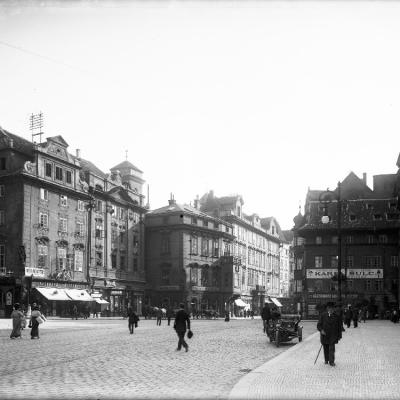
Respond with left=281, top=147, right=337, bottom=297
left=30, top=112, right=44, bottom=143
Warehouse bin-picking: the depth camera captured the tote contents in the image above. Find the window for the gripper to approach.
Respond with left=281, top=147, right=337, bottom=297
left=212, top=239, right=219, bottom=257
left=0, top=185, right=4, bottom=197
left=191, top=217, right=197, bottom=225
left=78, top=200, right=85, bottom=212
left=119, top=230, right=125, bottom=243
left=161, top=268, right=170, bottom=285
left=74, top=250, right=83, bottom=272
left=39, top=212, right=48, bottom=228
left=190, top=236, right=198, bottom=255
left=346, top=255, right=354, bottom=268
left=345, top=235, right=354, bottom=244
left=0, top=244, right=4, bottom=269
left=40, top=188, right=48, bottom=201
left=315, top=256, right=323, bottom=268
left=391, top=256, right=399, bottom=268
left=201, top=238, right=209, bottom=256
left=95, top=220, right=103, bottom=239
left=76, top=222, right=84, bottom=237
left=331, top=256, right=338, bottom=268
left=234, top=271, right=240, bottom=288
left=315, top=236, right=322, bottom=245
left=96, top=251, right=103, bottom=267
left=214, top=222, right=219, bottom=229
left=45, top=162, right=52, bottom=178
left=37, top=245, right=48, bottom=267
left=374, top=280, right=383, bottom=291
left=349, top=215, right=357, bottom=221
left=0, top=210, right=5, bottom=226
left=378, top=234, right=388, bottom=244
left=111, top=251, right=117, bottom=269
left=60, top=195, right=68, bottom=207
left=65, top=170, right=72, bottom=184
left=120, top=255, right=126, bottom=270
left=363, top=256, right=382, bottom=268
left=161, top=236, right=170, bottom=254
left=0, top=157, right=6, bottom=170
left=191, top=266, right=199, bottom=285
left=57, top=248, right=67, bottom=269
left=55, top=166, right=63, bottom=181
left=331, top=236, right=338, bottom=244
left=201, top=267, right=209, bottom=286
left=59, top=217, right=67, bottom=233
left=347, top=280, right=353, bottom=289
left=367, top=235, right=375, bottom=244
left=224, top=241, right=230, bottom=256
left=133, top=258, right=138, bottom=272
left=96, top=200, right=103, bottom=213
left=203, top=219, right=208, bottom=227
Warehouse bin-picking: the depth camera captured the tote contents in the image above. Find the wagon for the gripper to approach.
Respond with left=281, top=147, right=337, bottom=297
left=266, top=314, right=303, bottom=347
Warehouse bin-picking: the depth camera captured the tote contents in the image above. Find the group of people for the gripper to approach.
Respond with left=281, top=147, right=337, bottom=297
left=10, top=302, right=46, bottom=340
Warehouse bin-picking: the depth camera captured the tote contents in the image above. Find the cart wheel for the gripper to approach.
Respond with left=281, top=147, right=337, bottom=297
left=275, top=330, right=280, bottom=347
left=298, top=326, right=303, bottom=342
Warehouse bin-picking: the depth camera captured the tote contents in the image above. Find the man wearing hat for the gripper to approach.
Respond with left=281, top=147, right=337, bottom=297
left=317, top=302, right=342, bottom=366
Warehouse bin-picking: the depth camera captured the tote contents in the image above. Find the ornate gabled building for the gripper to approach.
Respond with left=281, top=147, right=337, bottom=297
left=144, top=196, right=235, bottom=315
left=0, top=126, right=146, bottom=317
left=293, top=169, right=400, bottom=319
left=199, top=191, right=285, bottom=315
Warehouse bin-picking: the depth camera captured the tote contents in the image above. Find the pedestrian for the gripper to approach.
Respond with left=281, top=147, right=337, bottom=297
left=261, top=302, right=271, bottom=333
left=72, top=304, right=78, bottom=320
left=156, top=307, right=163, bottom=326
left=166, top=307, right=173, bottom=326
left=29, top=304, right=46, bottom=340
left=344, top=305, right=352, bottom=328
left=173, top=302, right=191, bottom=352
left=352, top=306, right=359, bottom=328
left=250, top=310, right=254, bottom=319
left=127, top=307, right=139, bottom=334
left=10, top=303, right=25, bottom=339
left=317, top=302, right=342, bottom=366
left=391, top=309, right=399, bottom=323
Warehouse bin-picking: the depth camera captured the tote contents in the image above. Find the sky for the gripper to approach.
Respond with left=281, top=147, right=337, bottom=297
left=1, top=0, right=400, bottom=230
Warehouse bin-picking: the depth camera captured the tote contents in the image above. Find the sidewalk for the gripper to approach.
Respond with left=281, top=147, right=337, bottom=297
left=229, top=320, right=400, bottom=400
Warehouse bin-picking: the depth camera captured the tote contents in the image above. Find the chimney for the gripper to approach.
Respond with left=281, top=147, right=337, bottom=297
left=363, top=172, right=367, bottom=184
left=76, top=149, right=81, bottom=159
left=168, top=193, right=176, bottom=206
left=194, top=194, right=200, bottom=209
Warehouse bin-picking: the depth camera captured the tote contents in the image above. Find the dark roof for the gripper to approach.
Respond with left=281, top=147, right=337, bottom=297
left=78, top=157, right=107, bottom=178
left=110, top=160, right=143, bottom=173
left=282, top=230, right=294, bottom=242
left=0, top=127, right=34, bottom=156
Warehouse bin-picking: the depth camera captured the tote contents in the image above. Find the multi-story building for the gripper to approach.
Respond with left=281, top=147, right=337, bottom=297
left=293, top=170, right=400, bottom=319
left=199, top=191, right=284, bottom=315
left=144, top=196, right=235, bottom=315
left=0, top=127, right=146, bottom=317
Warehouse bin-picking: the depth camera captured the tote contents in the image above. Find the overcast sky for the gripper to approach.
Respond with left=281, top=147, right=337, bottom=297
left=1, top=0, right=400, bottom=229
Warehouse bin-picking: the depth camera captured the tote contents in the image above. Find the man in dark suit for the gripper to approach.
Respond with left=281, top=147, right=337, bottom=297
left=173, top=303, right=191, bottom=352
left=317, top=302, right=342, bottom=366
left=261, top=303, right=271, bottom=333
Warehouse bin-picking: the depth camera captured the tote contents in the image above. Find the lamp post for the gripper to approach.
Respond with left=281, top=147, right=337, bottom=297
left=319, top=181, right=343, bottom=304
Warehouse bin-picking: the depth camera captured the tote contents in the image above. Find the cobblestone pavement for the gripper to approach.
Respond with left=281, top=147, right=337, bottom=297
left=0, top=317, right=316, bottom=399
left=229, top=320, right=400, bottom=400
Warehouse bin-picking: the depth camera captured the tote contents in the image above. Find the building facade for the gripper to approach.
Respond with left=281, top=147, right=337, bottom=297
left=0, top=127, right=146, bottom=317
left=145, top=196, right=235, bottom=315
left=199, top=191, right=285, bottom=315
left=293, top=170, right=400, bottom=319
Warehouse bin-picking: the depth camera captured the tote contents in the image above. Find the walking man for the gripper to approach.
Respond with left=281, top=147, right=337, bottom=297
left=317, top=302, right=342, bottom=366
left=261, top=302, right=271, bottom=333
left=173, top=303, right=191, bottom=352
left=156, top=308, right=163, bottom=326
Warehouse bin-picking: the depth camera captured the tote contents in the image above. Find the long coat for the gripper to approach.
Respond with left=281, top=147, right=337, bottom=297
left=174, top=309, right=190, bottom=333
left=317, top=311, right=342, bottom=345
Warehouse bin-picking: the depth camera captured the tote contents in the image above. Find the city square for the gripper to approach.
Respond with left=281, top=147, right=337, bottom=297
left=1, top=317, right=316, bottom=399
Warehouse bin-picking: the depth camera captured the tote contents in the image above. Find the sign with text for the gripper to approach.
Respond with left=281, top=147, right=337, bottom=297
left=24, top=267, right=45, bottom=277
left=307, top=269, right=383, bottom=279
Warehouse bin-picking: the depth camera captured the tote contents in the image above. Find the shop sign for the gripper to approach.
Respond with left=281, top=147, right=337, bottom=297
left=158, top=285, right=180, bottom=291
left=308, top=293, right=359, bottom=299
left=306, top=269, right=383, bottom=279
left=25, top=267, right=45, bottom=277
left=111, top=290, right=123, bottom=295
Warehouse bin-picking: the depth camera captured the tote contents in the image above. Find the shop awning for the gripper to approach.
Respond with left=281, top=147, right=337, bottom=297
left=65, top=289, right=94, bottom=302
left=234, top=298, right=248, bottom=308
left=35, top=287, right=71, bottom=301
left=271, top=297, right=283, bottom=307
left=95, top=298, right=109, bottom=304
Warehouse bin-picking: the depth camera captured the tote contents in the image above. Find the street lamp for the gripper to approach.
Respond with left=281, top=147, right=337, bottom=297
left=319, top=181, right=343, bottom=303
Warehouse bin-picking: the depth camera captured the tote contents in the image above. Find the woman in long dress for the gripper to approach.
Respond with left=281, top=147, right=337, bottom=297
left=10, top=303, right=24, bottom=339
left=30, top=304, right=45, bottom=339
